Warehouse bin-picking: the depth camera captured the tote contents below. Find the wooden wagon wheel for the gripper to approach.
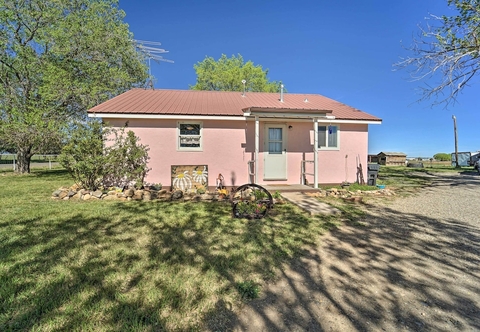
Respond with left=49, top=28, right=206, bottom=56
left=231, top=183, right=273, bottom=219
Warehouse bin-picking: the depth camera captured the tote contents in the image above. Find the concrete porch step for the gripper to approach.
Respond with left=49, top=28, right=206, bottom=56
left=262, top=184, right=320, bottom=193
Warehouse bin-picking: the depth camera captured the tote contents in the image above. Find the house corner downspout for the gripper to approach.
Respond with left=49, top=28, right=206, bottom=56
left=313, top=118, right=319, bottom=189
left=255, top=115, right=259, bottom=184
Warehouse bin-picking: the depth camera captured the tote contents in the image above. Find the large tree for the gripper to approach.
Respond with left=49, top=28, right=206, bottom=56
left=395, top=0, right=480, bottom=105
left=0, top=0, right=148, bottom=173
left=190, top=54, right=283, bottom=92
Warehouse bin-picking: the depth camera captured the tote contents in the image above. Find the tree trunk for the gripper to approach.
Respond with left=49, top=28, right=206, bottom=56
left=16, top=148, right=32, bottom=174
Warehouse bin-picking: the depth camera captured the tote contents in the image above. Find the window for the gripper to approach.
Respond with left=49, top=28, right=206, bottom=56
left=318, top=125, right=339, bottom=149
left=178, top=122, right=202, bottom=151
left=268, top=128, right=283, bottom=154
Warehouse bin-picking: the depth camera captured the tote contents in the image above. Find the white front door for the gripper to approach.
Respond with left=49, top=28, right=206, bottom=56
left=264, top=124, right=287, bottom=180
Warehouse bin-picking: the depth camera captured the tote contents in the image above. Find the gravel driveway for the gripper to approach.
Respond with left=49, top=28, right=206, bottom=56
left=215, top=172, right=480, bottom=331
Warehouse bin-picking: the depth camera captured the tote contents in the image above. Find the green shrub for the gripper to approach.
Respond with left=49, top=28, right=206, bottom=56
left=103, top=127, right=150, bottom=189
left=59, top=120, right=150, bottom=190
left=58, top=121, right=106, bottom=191
left=149, top=183, right=162, bottom=191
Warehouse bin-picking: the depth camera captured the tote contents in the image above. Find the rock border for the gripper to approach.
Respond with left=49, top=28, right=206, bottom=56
left=51, top=186, right=230, bottom=202
left=305, top=187, right=396, bottom=199
left=52, top=186, right=395, bottom=203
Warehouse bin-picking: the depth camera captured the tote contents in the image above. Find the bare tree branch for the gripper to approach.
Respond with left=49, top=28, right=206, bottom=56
left=395, top=0, right=480, bottom=106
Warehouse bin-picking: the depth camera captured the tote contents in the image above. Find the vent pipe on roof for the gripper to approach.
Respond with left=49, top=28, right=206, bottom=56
left=280, top=84, right=284, bottom=102
left=241, top=79, right=246, bottom=97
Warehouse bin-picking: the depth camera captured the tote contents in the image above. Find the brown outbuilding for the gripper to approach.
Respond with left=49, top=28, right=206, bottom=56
left=376, top=152, right=407, bottom=166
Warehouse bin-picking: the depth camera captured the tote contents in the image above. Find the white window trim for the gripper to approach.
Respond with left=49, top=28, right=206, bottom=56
left=318, top=125, right=340, bottom=150
left=177, top=121, right=203, bottom=151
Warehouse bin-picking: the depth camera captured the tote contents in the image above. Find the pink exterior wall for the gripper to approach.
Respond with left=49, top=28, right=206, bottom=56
left=245, top=121, right=369, bottom=185
left=105, top=118, right=369, bottom=187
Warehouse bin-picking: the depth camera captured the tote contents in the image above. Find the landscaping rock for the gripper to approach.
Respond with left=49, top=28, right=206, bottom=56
left=83, top=194, right=91, bottom=200
left=200, top=193, right=214, bottom=201
left=124, top=189, right=134, bottom=197
left=70, top=184, right=80, bottom=191
left=133, top=190, right=144, bottom=200
left=157, top=192, right=172, bottom=201
left=58, top=191, right=68, bottom=199
left=172, top=190, right=183, bottom=200
left=52, top=190, right=62, bottom=197
left=143, top=191, right=152, bottom=201
left=92, top=190, right=103, bottom=198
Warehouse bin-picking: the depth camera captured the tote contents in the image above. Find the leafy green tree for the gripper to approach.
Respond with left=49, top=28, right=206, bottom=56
left=396, top=0, right=480, bottom=105
left=59, top=120, right=150, bottom=191
left=433, top=153, right=452, bottom=161
left=0, top=0, right=148, bottom=173
left=190, top=54, right=283, bottom=92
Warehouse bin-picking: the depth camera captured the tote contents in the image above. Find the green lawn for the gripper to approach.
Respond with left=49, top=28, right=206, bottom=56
left=0, top=169, right=342, bottom=331
left=3, top=166, right=468, bottom=330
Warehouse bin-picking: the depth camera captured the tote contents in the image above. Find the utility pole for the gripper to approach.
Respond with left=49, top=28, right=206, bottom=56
left=452, top=115, right=459, bottom=168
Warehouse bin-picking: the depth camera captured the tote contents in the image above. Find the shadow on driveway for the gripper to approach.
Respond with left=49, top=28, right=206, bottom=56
left=206, top=174, right=480, bottom=331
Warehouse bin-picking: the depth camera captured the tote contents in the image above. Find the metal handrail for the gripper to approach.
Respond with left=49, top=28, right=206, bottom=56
left=300, top=160, right=314, bottom=185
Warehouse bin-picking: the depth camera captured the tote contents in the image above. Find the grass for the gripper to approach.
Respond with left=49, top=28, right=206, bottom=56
left=2, top=165, right=467, bottom=330
left=376, top=165, right=473, bottom=195
left=0, top=169, right=342, bottom=331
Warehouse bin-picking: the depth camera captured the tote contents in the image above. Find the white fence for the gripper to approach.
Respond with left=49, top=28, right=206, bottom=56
left=0, top=154, right=59, bottom=170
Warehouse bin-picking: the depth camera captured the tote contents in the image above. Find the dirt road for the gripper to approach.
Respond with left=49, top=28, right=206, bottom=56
left=213, top=172, right=480, bottom=331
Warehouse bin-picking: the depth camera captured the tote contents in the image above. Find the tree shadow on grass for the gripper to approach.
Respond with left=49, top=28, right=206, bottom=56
left=1, top=198, right=338, bottom=331
left=0, top=211, right=170, bottom=331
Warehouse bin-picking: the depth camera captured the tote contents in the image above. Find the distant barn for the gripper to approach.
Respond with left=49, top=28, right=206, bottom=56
left=376, top=152, right=407, bottom=166
left=368, top=152, right=407, bottom=166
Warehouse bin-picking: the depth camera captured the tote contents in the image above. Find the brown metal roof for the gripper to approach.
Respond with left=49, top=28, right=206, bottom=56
left=88, top=89, right=381, bottom=122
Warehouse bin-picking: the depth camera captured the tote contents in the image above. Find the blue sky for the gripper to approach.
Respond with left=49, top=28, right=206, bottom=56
left=118, top=0, right=480, bottom=158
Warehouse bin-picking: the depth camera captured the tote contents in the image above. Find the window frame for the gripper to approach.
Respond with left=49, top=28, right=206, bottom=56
left=177, top=121, right=203, bottom=151
left=317, top=125, right=340, bottom=150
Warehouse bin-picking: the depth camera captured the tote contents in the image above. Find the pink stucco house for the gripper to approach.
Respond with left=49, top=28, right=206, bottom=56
left=87, top=88, right=381, bottom=190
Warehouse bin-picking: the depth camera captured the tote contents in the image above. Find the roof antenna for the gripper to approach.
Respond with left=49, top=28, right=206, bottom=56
left=280, top=84, right=284, bottom=102
left=242, top=79, right=246, bottom=96
left=134, top=39, right=174, bottom=90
